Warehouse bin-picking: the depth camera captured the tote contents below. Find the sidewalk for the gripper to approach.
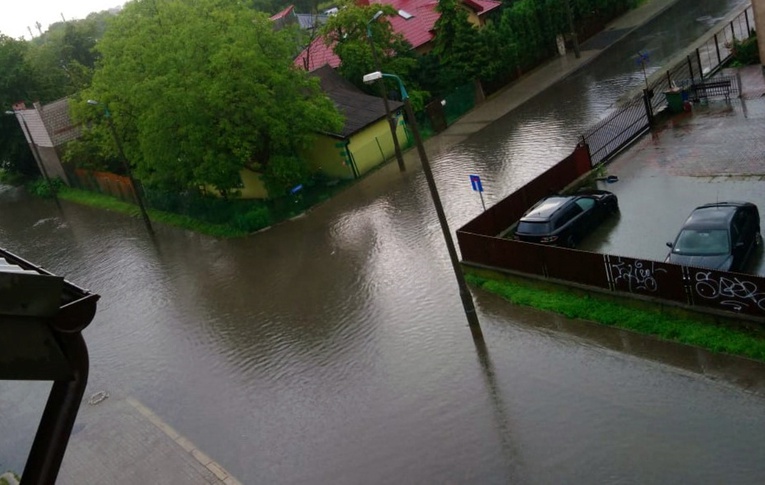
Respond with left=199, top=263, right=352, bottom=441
left=415, top=0, right=681, bottom=162
left=57, top=392, right=242, bottom=484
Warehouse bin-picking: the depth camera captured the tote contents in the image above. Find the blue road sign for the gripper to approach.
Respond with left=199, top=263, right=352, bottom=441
left=469, top=174, right=483, bottom=192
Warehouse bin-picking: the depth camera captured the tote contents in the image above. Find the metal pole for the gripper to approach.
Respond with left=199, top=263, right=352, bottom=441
left=7, top=111, right=62, bottom=210
left=367, top=22, right=406, bottom=172
left=566, top=0, right=580, bottom=59
left=103, top=113, right=154, bottom=235
left=401, top=96, right=483, bottom=340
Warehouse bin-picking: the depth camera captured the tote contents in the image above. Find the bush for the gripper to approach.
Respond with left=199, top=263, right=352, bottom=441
left=232, top=206, right=271, bottom=232
left=24, top=177, right=64, bottom=198
left=729, top=32, right=760, bottom=66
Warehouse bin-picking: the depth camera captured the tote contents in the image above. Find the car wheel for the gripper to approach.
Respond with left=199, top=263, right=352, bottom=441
left=565, top=235, right=576, bottom=248
left=756, top=232, right=763, bottom=247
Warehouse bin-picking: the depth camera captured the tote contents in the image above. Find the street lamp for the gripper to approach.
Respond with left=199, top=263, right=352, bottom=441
left=363, top=71, right=483, bottom=340
left=366, top=11, right=406, bottom=172
left=86, top=100, right=154, bottom=235
left=5, top=110, right=62, bottom=210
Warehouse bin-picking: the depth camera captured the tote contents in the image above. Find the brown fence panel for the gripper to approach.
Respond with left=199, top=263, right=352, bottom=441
left=686, top=267, right=765, bottom=318
left=604, top=255, right=688, bottom=304
left=457, top=145, right=591, bottom=237
left=459, top=233, right=546, bottom=276
left=545, top=247, right=610, bottom=289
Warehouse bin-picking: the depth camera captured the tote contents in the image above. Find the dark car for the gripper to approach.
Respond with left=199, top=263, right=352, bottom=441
left=514, top=189, right=619, bottom=248
left=665, top=202, right=761, bottom=272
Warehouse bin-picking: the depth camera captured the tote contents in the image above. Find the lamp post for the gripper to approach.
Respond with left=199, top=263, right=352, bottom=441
left=366, top=11, right=406, bottom=172
left=87, top=100, right=154, bottom=235
left=565, top=0, right=581, bottom=59
left=5, top=110, right=62, bottom=210
left=362, top=71, right=483, bottom=340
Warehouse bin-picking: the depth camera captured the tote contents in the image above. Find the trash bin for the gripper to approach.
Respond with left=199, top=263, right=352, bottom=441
left=664, top=89, right=684, bottom=113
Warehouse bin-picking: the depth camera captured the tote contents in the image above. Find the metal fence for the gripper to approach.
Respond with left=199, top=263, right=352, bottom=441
left=582, top=4, right=752, bottom=167
left=69, top=168, right=352, bottom=232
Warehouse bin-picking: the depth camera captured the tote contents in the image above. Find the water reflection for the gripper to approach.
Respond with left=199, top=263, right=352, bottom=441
left=1, top=0, right=763, bottom=482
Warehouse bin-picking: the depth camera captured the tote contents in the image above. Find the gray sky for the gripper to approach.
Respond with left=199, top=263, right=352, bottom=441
left=1, top=0, right=123, bottom=40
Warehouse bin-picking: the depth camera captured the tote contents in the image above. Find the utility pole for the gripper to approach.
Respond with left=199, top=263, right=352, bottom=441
left=566, top=0, right=581, bottom=59
left=367, top=11, right=406, bottom=172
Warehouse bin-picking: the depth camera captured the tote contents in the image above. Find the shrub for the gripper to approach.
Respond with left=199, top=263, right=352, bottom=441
left=25, top=177, right=64, bottom=198
left=728, top=32, right=760, bottom=66
left=233, top=206, right=271, bottom=232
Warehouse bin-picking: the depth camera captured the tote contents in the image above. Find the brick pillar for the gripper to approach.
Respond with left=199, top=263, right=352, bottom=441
left=752, top=0, right=765, bottom=71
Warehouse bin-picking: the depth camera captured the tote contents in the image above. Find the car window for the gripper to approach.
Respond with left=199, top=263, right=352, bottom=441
left=517, top=221, right=552, bottom=235
left=554, top=205, right=583, bottom=230
left=575, top=197, right=596, bottom=212
left=674, top=229, right=730, bottom=255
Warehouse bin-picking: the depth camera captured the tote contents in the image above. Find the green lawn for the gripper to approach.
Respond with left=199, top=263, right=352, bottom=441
left=466, top=271, right=765, bottom=362
left=58, top=187, right=249, bottom=238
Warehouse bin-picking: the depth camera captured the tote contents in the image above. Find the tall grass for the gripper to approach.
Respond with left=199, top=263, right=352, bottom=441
left=466, top=272, right=765, bottom=362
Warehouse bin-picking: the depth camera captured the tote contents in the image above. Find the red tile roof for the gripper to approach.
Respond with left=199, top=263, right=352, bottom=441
left=270, top=5, right=295, bottom=21
left=295, top=0, right=500, bottom=71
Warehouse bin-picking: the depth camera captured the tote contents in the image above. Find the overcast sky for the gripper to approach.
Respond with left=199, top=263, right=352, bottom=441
left=1, top=0, right=124, bottom=40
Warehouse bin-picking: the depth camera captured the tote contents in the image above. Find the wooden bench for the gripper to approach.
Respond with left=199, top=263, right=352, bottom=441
left=690, top=79, right=732, bottom=101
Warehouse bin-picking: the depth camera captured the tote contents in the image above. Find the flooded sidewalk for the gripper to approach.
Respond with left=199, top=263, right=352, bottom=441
left=57, top=392, right=241, bottom=484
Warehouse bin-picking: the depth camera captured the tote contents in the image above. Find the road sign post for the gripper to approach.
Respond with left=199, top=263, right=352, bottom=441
left=469, top=175, right=486, bottom=211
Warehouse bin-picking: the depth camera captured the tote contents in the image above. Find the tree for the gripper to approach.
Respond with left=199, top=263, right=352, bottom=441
left=320, top=2, right=419, bottom=98
left=0, top=35, right=41, bottom=176
left=428, top=0, right=489, bottom=93
left=74, top=0, right=343, bottom=197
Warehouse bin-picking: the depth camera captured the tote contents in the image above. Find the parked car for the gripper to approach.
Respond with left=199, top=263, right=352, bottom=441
left=513, top=189, right=619, bottom=248
left=665, top=201, right=761, bottom=272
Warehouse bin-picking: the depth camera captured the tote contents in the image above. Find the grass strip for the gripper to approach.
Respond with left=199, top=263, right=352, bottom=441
left=58, top=187, right=248, bottom=238
left=466, top=272, right=765, bottom=362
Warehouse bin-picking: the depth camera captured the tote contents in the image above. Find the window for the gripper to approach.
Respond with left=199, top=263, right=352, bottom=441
left=554, top=204, right=583, bottom=229
left=517, top=221, right=552, bottom=235
left=398, top=9, right=413, bottom=19
left=575, top=197, right=595, bottom=212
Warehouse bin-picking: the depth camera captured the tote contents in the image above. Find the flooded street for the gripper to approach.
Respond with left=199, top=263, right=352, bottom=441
left=3, top=0, right=765, bottom=482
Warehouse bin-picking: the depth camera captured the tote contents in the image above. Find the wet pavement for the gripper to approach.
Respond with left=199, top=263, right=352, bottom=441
left=6, top=0, right=765, bottom=483
left=583, top=64, right=765, bottom=276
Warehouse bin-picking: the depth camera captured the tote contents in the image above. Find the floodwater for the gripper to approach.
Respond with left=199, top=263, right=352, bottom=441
left=3, top=0, right=765, bottom=482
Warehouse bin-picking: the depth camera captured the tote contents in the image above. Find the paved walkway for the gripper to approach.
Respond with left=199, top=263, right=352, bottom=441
left=57, top=392, right=241, bottom=484
left=416, top=0, right=682, bottom=162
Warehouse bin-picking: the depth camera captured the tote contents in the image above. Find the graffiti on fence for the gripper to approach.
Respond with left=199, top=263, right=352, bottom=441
left=693, top=271, right=765, bottom=312
left=608, top=257, right=667, bottom=293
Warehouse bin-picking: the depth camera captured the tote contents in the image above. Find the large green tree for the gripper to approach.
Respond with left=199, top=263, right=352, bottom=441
left=0, top=35, right=42, bottom=175
left=426, top=0, right=489, bottom=94
left=74, top=0, right=343, bottom=196
left=320, top=2, right=421, bottom=101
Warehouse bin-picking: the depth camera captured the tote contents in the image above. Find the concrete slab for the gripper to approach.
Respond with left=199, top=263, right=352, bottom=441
left=56, top=392, right=242, bottom=484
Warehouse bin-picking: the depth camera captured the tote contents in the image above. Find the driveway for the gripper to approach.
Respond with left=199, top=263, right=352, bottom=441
left=578, top=66, right=765, bottom=276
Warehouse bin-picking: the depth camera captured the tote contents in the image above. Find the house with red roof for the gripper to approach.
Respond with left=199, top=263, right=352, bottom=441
left=303, top=65, right=408, bottom=179
left=295, top=0, right=501, bottom=72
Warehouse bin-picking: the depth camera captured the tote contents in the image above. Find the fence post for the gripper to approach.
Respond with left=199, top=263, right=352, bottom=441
left=666, top=70, right=672, bottom=87
left=687, top=55, right=696, bottom=86
left=696, top=49, right=704, bottom=80
left=737, top=70, right=743, bottom=98
left=745, top=9, right=750, bottom=35
left=730, top=21, right=736, bottom=41
left=642, top=89, right=654, bottom=126
left=714, top=34, right=721, bottom=65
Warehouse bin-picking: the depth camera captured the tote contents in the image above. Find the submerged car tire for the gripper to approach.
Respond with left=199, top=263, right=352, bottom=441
left=565, top=235, right=576, bottom=248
